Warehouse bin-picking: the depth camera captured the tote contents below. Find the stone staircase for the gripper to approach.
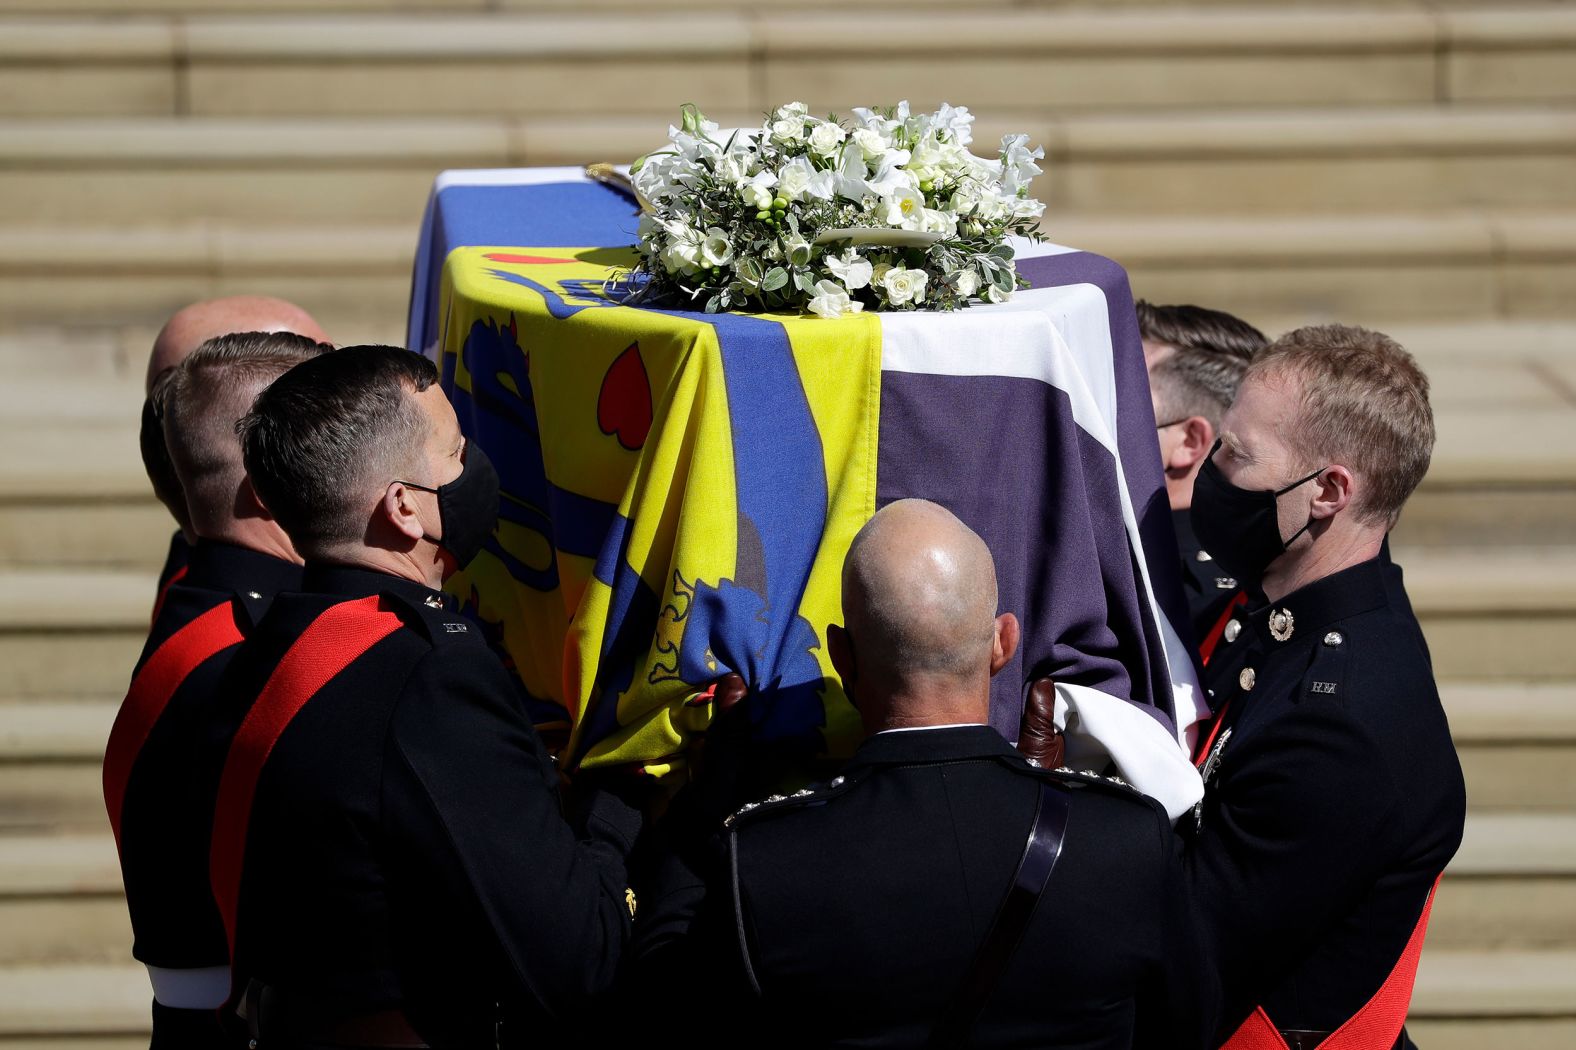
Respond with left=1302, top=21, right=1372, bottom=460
left=2, top=0, right=1574, bottom=1045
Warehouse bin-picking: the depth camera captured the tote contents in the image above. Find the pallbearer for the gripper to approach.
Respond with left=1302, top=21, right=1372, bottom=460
left=140, top=296, right=331, bottom=614
left=209, top=346, right=642, bottom=1048
left=106, top=332, right=329, bottom=1048
left=1185, top=325, right=1466, bottom=1050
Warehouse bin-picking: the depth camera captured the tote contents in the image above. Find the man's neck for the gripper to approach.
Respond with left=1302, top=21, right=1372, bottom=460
left=195, top=523, right=301, bottom=565
left=1262, top=527, right=1384, bottom=603
left=318, top=546, right=444, bottom=590
left=862, top=685, right=990, bottom=736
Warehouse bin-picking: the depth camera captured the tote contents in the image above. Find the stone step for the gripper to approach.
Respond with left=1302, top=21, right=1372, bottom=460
left=4, top=105, right=1574, bottom=224
left=2, top=7, right=1573, bottom=118
left=0, top=806, right=1572, bottom=963
left=0, top=672, right=1569, bottom=833
left=1444, top=682, right=1576, bottom=813
left=3, top=210, right=1575, bottom=328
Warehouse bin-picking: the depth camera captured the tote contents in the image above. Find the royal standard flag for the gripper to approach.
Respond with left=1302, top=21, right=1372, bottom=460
left=410, top=168, right=1204, bottom=819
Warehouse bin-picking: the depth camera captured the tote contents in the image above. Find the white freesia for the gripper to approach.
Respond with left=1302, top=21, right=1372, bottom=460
left=808, top=280, right=863, bottom=319
left=742, top=170, right=778, bottom=210
left=825, top=248, right=874, bottom=291
left=808, top=122, right=847, bottom=157
left=881, top=185, right=926, bottom=230
left=881, top=267, right=928, bottom=306
left=701, top=227, right=734, bottom=267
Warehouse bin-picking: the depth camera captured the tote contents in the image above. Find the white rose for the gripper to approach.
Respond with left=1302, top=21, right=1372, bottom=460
left=771, top=117, right=805, bottom=144
left=850, top=128, right=888, bottom=161
left=881, top=186, right=926, bottom=230
left=775, top=101, right=809, bottom=119
left=921, top=208, right=957, bottom=237
left=807, top=279, right=864, bottom=320
left=662, top=238, right=702, bottom=275
left=825, top=249, right=873, bottom=291
left=880, top=266, right=928, bottom=306
left=776, top=158, right=814, bottom=201
left=701, top=227, right=734, bottom=268
left=952, top=269, right=981, bottom=297
left=808, top=122, right=847, bottom=157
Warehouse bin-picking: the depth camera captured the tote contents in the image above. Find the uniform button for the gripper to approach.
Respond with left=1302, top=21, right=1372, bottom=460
left=1239, top=667, right=1257, bottom=691
left=829, top=776, right=845, bottom=788
left=247, top=590, right=262, bottom=600
left=1224, top=619, right=1241, bottom=643
left=1324, top=631, right=1344, bottom=647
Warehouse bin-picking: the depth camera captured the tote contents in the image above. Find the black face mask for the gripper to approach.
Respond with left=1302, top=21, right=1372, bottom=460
left=1190, top=440, right=1325, bottom=587
left=397, top=443, right=501, bottom=568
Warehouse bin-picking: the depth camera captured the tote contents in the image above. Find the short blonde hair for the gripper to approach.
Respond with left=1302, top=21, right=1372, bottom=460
left=1248, top=324, right=1433, bottom=527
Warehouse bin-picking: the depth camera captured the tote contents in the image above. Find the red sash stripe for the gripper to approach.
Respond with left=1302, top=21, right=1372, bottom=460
left=1198, top=590, right=1248, bottom=668
left=1219, top=877, right=1442, bottom=1050
left=104, top=601, right=244, bottom=849
left=209, top=596, right=403, bottom=956
left=149, top=564, right=189, bottom=626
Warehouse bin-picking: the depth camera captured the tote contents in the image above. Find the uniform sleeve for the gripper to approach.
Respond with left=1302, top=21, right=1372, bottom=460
left=1135, top=821, right=1216, bottom=1050
left=384, top=645, right=642, bottom=1017
left=1184, top=701, right=1399, bottom=1029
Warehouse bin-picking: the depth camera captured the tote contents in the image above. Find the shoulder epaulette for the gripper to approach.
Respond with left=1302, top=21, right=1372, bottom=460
left=380, top=590, right=479, bottom=647
left=724, top=771, right=864, bottom=830
left=1040, top=763, right=1145, bottom=800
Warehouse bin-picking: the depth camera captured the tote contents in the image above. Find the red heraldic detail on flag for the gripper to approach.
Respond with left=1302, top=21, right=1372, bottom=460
left=598, top=342, right=652, bottom=451
left=209, top=596, right=402, bottom=956
left=483, top=253, right=576, bottom=265
left=1219, top=878, right=1442, bottom=1050
left=104, top=601, right=244, bottom=850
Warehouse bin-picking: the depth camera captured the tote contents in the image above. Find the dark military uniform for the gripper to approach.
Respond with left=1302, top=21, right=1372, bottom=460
left=204, top=565, right=641, bottom=1049
left=150, top=531, right=193, bottom=620
left=1187, top=557, right=1465, bottom=1046
left=107, top=540, right=301, bottom=1048
left=634, top=725, right=1211, bottom=1050
left=1173, top=508, right=1243, bottom=652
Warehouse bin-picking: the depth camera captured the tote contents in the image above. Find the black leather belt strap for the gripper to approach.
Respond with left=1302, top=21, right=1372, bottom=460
left=929, top=780, right=1072, bottom=1048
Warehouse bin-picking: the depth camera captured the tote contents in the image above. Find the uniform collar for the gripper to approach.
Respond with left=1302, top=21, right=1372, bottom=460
left=182, top=539, right=303, bottom=598
left=844, top=723, right=1020, bottom=770
left=301, top=562, right=454, bottom=612
left=1172, top=507, right=1202, bottom=557
left=1247, top=556, right=1389, bottom=644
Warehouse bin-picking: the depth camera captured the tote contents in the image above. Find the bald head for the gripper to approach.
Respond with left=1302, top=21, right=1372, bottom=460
left=147, top=296, right=330, bottom=393
left=842, top=499, right=1003, bottom=688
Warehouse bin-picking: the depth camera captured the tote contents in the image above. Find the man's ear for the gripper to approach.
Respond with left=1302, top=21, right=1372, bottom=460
left=827, top=623, right=855, bottom=698
left=236, top=474, right=271, bottom=522
left=989, top=612, right=1020, bottom=678
left=382, top=482, right=428, bottom=543
left=1309, top=464, right=1355, bottom=520
left=1167, top=416, right=1216, bottom=472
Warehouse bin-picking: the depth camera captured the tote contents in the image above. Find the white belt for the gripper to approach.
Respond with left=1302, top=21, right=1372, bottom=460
left=146, top=965, right=230, bottom=1010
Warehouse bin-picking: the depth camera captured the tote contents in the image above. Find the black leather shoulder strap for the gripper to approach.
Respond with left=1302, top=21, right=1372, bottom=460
left=929, top=779, right=1072, bottom=1047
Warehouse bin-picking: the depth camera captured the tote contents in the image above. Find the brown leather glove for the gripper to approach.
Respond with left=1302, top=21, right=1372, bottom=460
left=1017, top=677, right=1065, bottom=769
